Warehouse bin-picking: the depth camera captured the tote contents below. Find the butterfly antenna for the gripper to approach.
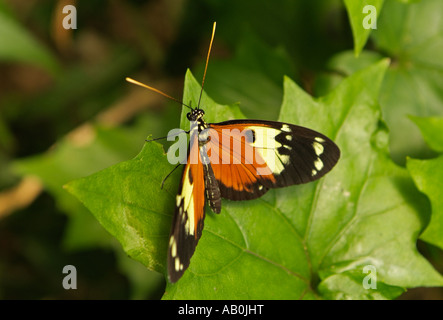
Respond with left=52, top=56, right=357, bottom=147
left=126, top=77, right=192, bottom=110
left=197, top=21, right=216, bottom=110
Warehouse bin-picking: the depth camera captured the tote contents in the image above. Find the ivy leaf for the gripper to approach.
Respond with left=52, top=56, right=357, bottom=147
left=409, top=116, right=443, bottom=153
left=66, top=63, right=443, bottom=299
left=371, top=0, right=443, bottom=163
left=407, top=156, right=443, bottom=250
left=65, top=129, right=177, bottom=273
left=344, top=0, right=384, bottom=56
left=407, top=116, right=443, bottom=249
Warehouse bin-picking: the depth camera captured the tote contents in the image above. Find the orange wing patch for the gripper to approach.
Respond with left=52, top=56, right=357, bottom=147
left=204, top=124, right=277, bottom=200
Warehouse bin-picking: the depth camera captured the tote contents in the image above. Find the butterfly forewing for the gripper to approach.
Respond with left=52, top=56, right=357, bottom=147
left=206, top=119, right=340, bottom=201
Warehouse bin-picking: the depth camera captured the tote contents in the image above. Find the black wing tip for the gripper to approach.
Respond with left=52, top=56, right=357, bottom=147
left=167, top=248, right=187, bottom=283
left=167, top=269, right=183, bottom=283
left=272, top=129, right=340, bottom=186
left=304, top=136, right=340, bottom=182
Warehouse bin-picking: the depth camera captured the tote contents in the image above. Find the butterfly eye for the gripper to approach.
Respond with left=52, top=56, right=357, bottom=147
left=186, top=112, right=192, bottom=120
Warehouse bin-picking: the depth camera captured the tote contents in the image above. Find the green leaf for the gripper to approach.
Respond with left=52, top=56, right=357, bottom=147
left=371, top=0, right=443, bottom=163
left=65, top=134, right=176, bottom=273
left=407, top=116, right=443, bottom=250
left=0, top=7, right=59, bottom=74
left=407, top=156, right=443, bottom=250
left=318, top=268, right=405, bottom=300
left=344, top=0, right=384, bottom=56
left=314, top=50, right=384, bottom=97
left=67, top=64, right=443, bottom=299
left=409, top=116, right=443, bottom=153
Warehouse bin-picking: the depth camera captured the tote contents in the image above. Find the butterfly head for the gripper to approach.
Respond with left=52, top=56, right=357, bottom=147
left=187, top=109, right=205, bottom=122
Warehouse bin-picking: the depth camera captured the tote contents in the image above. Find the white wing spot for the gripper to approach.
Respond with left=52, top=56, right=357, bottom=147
left=286, top=134, right=292, bottom=141
left=312, top=169, right=317, bottom=176
left=176, top=196, right=182, bottom=207
left=281, top=124, right=291, bottom=132
left=312, top=141, right=324, bottom=156
left=175, top=257, right=181, bottom=271
left=184, top=215, right=192, bottom=235
left=314, top=158, right=324, bottom=171
left=179, top=167, right=195, bottom=236
left=315, top=137, right=325, bottom=143
left=170, top=237, right=177, bottom=258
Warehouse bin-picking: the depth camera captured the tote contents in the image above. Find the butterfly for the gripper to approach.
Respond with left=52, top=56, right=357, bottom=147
left=126, top=22, right=340, bottom=283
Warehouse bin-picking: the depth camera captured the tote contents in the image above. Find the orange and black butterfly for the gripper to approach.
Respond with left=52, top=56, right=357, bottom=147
left=127, top=22, right=340, bottom=283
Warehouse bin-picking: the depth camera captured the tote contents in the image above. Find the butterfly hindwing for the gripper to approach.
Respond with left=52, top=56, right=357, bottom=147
left=167, top=133, right=206, bottom=283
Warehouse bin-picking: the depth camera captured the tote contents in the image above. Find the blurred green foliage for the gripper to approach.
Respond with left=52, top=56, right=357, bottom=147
left=1, top=0, right=443, bottom=299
